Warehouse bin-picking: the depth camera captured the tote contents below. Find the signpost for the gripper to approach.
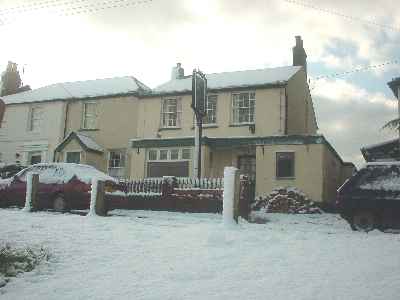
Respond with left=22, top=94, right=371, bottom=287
left=191, top=69, right=207, bottom=178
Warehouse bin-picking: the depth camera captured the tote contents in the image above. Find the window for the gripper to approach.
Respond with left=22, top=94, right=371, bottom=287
left=159, top=149, right=168, bottom=160
left=66, top=152, right=81, bottom=164
left=232, top=92, right=255, bottom=124
left=276, top=152, right=295, bottom=179
left=147, top=148, right=192, bottom=162
left=161, top=98, right=181, bottom=128
left=146, top=148, right=192, bottom=178
left=182, top=148, right=191, bottom=160
left=148, top=150, right=157, bottom=161
left=28, top=151, right=42, bottom=165
left=82, top=102, right=97, bottom=129
left=108, top=150, right=126, bottom=179
left=170, top=149, right=179, bottom=160
left=29, top=106, right=43, bottom=131
left=204, top=95, right=217, bottom=124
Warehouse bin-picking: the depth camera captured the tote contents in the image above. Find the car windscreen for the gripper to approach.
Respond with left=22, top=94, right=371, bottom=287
left=354, top=165, right=400, bottom=191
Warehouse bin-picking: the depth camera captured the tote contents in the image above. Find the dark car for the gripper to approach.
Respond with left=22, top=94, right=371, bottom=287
left=337, top=162, right=400, bottom=232
left=0, top=163, right=118, bottom=212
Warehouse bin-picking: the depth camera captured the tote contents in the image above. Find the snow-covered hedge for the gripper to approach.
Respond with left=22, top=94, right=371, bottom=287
left=252, top=187, right=322, bottom=214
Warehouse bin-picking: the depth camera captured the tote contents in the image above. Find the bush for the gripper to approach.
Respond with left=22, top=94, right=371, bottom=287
left=0, top=244, right=51, bottom=287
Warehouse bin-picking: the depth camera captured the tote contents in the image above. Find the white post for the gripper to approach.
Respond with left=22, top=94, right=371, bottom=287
left=87, top=178, right=106, bottom=217
left=23, top=173, right=38, bottom=212
left=223, top=166, right=239, bottom=226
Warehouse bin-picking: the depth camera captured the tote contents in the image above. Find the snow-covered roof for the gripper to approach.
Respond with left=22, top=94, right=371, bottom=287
left=153, top=66, right=302, bottom=94
left=1, top=76, right=151, bottom=105
left=75, top=133, right=104, bottom=153
left=15, top=163, right=117, bottom=184
left=55, top=132, right=104, bottom=154
left=361, top=138, right=398, bottom=150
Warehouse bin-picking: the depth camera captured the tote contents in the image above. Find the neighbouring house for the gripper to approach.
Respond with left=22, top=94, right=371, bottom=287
left=0, top=76, right=150, bottom=177
left=361, top=76, right=400, bottom=162
left=130, top=36, right=355, bottom=203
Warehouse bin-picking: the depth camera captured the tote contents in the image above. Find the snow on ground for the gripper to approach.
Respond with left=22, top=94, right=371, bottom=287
left=1, top=209, right=400, bottom=300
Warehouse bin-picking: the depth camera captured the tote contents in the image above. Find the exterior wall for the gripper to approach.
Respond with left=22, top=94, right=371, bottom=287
left=255, top=144, right=324, bottom=202
left=137, top=87, right=286, bottom=139
left=0, top=101, right=66, bottom=166
left=341, top=164, right=356, bottom=183
left=286, top=69, right=318, bottom=135
left=64, top=96, right=138, bottom=174
left=322, top=146, right=342, bottom=204
left=130, top=148, right=146, bottom=178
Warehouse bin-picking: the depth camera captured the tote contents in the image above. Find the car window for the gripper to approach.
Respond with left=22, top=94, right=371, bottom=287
left=17, top=165, right=64, bottom=183
left=355, top=165, right=400, bottom=191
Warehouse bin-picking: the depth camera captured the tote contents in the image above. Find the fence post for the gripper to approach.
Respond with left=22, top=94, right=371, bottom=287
left=23, top=173, right=39, bottom=212
left=239, top=175, right=251, bottom=220
left=223, top=167, right=240, bottom=225
left=88, top=179, right=107, bottom=217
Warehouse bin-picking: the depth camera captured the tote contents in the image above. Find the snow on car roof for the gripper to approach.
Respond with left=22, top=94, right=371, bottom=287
left=153, top=66, right=302, bottom=94
left=16, top=163, right=118, bottom=184
left=2, top=76, right=151, bottom=104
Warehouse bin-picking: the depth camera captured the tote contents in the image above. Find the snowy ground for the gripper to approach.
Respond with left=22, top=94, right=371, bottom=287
left=1, top=209, right=400, bottom=300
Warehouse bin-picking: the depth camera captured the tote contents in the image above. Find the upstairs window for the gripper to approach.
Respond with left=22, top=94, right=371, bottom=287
left=29, top=106, right=44, bottom=132
left=232, top=92, right=255, bottom=124
left=82, top=102, right=97, bottom=130
left=203, top=95, right=217, bottom=125
left=276, top=152, right=295, bottom=179
left=161, top=98, right=181, bottom=128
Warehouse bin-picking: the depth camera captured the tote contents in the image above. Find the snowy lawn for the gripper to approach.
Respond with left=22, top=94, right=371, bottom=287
left=0, top=208, right=399, bottom=300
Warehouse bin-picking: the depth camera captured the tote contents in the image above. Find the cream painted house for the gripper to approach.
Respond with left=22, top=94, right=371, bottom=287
left=130, top=37, right=355, bottom=203
left=0, top=76, right=150, bottom=179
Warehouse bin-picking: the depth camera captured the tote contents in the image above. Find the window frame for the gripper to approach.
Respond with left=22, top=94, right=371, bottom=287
left=203, top=94, right=218, bottom=125
left=82, top=102, right=98, bottom=130
left=276, top=151, right=295, bottom=179
left=147, top=148, right=192, bottom=162
left=28, top=105, right=44, bottom=132
left=231, top=91, right=256, bottom=125
left=65, top=151, right=81, bottom=164
left=160, top=97, right=182, bottom=128
left=108, top=149, right=126, bottom=179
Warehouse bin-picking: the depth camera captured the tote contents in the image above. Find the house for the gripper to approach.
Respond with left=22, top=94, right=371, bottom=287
left=361, top=76, right=400, bottom=162
left=130, top=36, right=354, bottom=203
left=53, top=76, right=150, bottom=178
left=0, top=36, right=354, bottom=203
left=0, top=76, right=150, bottom=177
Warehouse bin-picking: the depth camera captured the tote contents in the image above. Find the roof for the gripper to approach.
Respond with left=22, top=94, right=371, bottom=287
left=361, top=138, right=400, bottom=162
left=55, top=132, right=104, bottom=154
left=388, top=77, right=400, bottom=98
left=152, top=66, right=302, bottom=95
left=1, top=76, right=151, bottom=105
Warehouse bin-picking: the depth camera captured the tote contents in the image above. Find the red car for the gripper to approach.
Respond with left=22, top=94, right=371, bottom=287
left=0, top=163, right=118, bottom=212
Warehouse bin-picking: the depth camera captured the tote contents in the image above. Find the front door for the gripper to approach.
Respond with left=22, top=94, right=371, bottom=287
left=238, top=155, right=256, bottom=180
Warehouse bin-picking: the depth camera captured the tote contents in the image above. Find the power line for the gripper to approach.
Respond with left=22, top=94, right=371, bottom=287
left=283, top=0, right=400, bottom=32
left=311, top=59, right=400, bottom=82
left=0, top=0, right=152, bottom=24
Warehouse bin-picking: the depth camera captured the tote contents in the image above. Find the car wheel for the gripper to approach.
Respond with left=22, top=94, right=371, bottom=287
left=53, top=194, right=67, bottom=212
left=352, top=211, right=376, bottom=232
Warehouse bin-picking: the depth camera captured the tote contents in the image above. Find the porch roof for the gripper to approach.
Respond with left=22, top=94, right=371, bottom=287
left=130, top=135, right=348, bottom=165
left=55, top=132, right=104, bottom=154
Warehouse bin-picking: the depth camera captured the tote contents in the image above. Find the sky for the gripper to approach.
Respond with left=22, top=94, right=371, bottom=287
left=0, top=0, right=399, bottom=167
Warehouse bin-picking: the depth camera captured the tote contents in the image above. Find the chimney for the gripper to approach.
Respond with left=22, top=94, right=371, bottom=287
left=171, top=63, right=185, bottom=80
left=293, top=36, right=307, bottom=76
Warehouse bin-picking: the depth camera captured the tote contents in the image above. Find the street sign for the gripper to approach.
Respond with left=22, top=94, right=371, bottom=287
left=191, top=70, right=207, bottom=116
